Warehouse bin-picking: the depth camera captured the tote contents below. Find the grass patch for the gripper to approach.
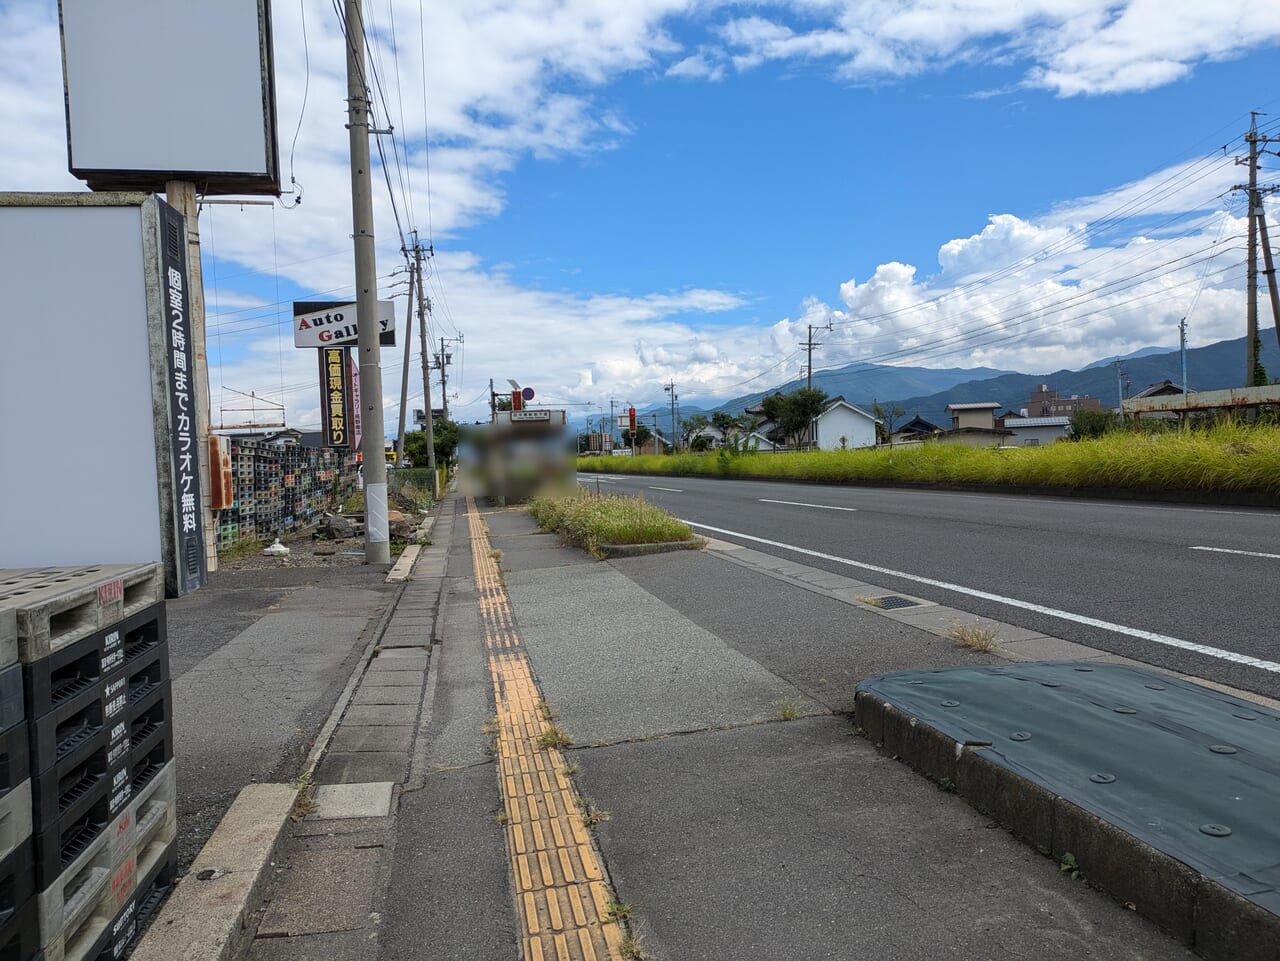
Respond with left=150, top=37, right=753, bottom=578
left=527, top=487, right=695, bottom=556
left=770, top=698, right=804, bottom=721
left=576, top=796, right=609, bottom=829
left=619, top=931, right=647, bottom=960
left=605, top=901, right=634, bottom=923
left=537, top=724, right=574, bottom=749
left=576, top=424, right=1280, bottom=497
left=537, top=700, right=554, bottom=721
left=857, top=595, right=886, bottom=608
left=949, top=623, right=999, bottom=653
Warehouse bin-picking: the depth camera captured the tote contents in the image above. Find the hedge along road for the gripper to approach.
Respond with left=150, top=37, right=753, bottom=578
left=579, top=471, right=1280, bottom=702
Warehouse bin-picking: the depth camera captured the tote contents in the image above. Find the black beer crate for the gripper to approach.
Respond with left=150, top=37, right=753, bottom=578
left=0, top=666, right=21, bottom=737
left=0, top=839, right=34, bottom=935
left=0, top=725, right=28, bottom=806
left=24, top=606, right=165, bottom=723
left=0, top=895, right=37, bottom=961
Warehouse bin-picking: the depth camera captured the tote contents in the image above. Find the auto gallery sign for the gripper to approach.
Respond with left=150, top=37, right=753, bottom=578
left=293, top=300, right=395, bottom=348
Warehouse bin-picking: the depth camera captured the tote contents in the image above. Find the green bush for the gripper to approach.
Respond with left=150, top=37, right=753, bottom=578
left=528, top=488, right=695, bottom=555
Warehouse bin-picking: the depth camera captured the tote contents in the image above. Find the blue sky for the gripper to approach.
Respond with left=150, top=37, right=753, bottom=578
left=4, top=2, right=1280, bottom=429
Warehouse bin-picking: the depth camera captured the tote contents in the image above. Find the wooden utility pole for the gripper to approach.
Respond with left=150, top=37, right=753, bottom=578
left=345, top=0, right=389, bottom=563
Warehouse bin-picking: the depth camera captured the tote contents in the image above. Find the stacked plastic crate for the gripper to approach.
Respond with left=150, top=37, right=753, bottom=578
left=0, top=600, right=37, bottom=960
left=0, top=565, right=177, bottom=961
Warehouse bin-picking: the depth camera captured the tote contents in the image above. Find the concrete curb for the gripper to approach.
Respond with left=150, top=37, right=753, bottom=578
left=598, top=538, right=704, bottom=558
left=128, top=784, right=297, bottom=961
left=853, top=690, right=1280, bottom=961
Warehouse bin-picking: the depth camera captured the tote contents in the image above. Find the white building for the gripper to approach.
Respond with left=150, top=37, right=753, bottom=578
left=1001, top=416, right=1072, bottom=446
left=812, top=397, right=881, bottom=450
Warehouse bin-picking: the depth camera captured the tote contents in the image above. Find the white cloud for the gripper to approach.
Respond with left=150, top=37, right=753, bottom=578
left=666, top=54, right=726, bottom=82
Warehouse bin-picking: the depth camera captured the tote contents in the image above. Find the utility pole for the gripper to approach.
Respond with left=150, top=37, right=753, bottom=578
left=801, top=323, right=825, bottom=390
left=1114, top=361, right=1124, bottom=421
left=395, top=263, right=414, bottom=464
left=489, top=378, right=497, bottom=422
left=1233, top=113, right=1280, bottom=385
left=664, top=382, right=677, bottom=454
left=608, top=398, right=617, bottom=451
left=435, top=336, right=462, bottom=421
left=413, top=243, right=439, bottom=497
left=344, top=0, right=389, bottom=563
left=1179, top=316, right=1189, bottom=394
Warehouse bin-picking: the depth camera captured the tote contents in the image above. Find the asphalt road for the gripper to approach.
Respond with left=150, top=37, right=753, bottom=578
left=579, top=471, right=1280, bottom=700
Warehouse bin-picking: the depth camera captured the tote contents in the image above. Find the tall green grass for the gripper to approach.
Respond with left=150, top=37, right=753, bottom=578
left=528, top=487, right=695, bottom=555
left=576, top=424, right=1280, bottom=496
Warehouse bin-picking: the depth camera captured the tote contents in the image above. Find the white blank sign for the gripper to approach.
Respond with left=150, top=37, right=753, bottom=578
left=61, top=0, right=278, bottom=192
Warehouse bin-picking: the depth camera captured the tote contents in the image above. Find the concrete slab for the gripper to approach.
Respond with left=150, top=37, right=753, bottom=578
left=377, top=647, right=431, bottom=660
left=327, top=725, right=416, bottom=754
left=366, top=657, right=428, bottom=673
left=257, top=846, right=382, bottom=936
left=310, top=781, right=395, bottom=819
left=578, top=717, right=1194, bottom=961
left=381, top=766, right=518, bottom=961
left=315, top=751, right=409, bottom=785
left=360, top=672, right=424, bottom=688
left=351, top=684, right=421, bottom=706
left=505, top=563, right=818, bottom=744
left=342, top=704, right=419, bottom=726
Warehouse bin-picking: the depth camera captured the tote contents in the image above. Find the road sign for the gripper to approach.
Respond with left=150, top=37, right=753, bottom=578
left=521, top=386, right=535, bottom=402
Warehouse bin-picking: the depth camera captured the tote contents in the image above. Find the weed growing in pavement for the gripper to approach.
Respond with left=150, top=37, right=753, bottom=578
left=537, top=724, right=574, bottom=749
left=495, top=811, right=508, bottom=825
left=770, top=699, right=804, bottom=721
left=938, top=776, right=957, bottom=793
left=290, top=773, right=317, bottom=821
left=1060, top=852, right=1081, bottom=879
left=481, top=715, right=500, bottom=736
left=605, top=901, right=634, bottom=923
left=619, top=931, right=647, bottom=960
left=949, top=623, right=999, bottom=653
left=576, top=797, right=609, bottom=829
left=560, top=764, right=578, bottom=776
left=857, top=596, right=887, bottom=608
left=536, top=700, right=554, bottom=721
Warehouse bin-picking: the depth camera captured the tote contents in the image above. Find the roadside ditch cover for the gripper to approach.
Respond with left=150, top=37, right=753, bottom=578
left=858, top=661, right=1280, bottom=915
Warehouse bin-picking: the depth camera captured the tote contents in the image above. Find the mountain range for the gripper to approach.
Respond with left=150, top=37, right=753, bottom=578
left=623, top=328, right=1280, bottom=432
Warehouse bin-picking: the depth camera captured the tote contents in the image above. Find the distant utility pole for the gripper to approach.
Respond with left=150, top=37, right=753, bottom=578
left=413, top=243, right=439, bottom=496
left=609, top=398, right=617, bottom=450
left=1232, top=113, right=1280, bottom=386
left=1114, top=361, right=1125, bottom=416
left=801, top=323, right=826, bottom=390
left=664, top=381, right=678, bottom=454
left=1179, top=316, right=1189, bottom=394
left=489, top=378, right=497, bottom=421
left=435, top=334, right=462, bottom=421
left=395, top=263, right=415, bottom=463
left=345, top=0, right=389, bottom=564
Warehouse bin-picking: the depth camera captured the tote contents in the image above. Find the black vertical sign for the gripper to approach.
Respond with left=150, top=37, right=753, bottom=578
left=159, top=202, right=207, bottom=594
left=319, top=347, right=352, bottom=447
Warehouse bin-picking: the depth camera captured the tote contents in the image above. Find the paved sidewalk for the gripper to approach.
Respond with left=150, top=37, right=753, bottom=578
left=238, top=492, right=1202, bottom=961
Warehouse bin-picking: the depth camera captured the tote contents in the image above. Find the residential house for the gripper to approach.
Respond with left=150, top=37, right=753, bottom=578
left=811, top=397, right=881, bottom=450
left=940, top=402, right=1011, bottom=447
left=1001, top=415, right=1071, bottom=446
left=686, top=425, right=726, bottom=449
left=890, top=415, right=944, bottom=445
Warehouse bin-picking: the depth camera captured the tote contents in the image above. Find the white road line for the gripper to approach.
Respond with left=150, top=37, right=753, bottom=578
left=684, top=520, right=1280, bottom=674
left=760, top=498, right=857, bottom=512
left=648, top=486, right=684, bottom=493
left=1191, top=546, right=1280, bottom=560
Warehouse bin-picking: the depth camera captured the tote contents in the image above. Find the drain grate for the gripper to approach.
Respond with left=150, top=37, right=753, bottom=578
left=874, top=595, right=919, bottom=610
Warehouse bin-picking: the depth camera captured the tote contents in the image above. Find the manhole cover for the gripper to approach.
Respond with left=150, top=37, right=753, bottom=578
left=874, top=595, right=919, bottom=610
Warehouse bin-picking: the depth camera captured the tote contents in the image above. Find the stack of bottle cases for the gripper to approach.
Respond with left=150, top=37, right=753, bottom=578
left=0, top=565, right=177, bottom=961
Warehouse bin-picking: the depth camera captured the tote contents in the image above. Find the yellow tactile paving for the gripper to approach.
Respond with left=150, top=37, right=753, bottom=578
left=467, top=499, right=627, bottom=961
